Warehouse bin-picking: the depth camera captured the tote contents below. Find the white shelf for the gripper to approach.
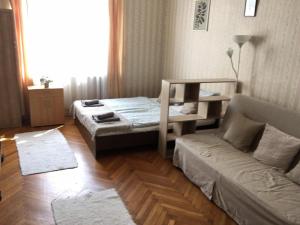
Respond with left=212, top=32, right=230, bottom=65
left=159, top=78, right=235, bottom=158
left=165, top=78, right=236, bottom=84
left=171, top=95, right=230, bottom=104
left=168, top=114, right=206, bottom=123
left=199, top=95, right=230, bottom=102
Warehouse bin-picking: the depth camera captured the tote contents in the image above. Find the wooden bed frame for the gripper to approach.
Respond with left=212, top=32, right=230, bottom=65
left=75, top=116, right=219, bottom=158
left=75, top=116, right=159, bottom=157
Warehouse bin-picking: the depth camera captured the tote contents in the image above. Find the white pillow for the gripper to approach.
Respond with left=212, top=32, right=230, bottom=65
left=180, top=103, right=197, bottom=114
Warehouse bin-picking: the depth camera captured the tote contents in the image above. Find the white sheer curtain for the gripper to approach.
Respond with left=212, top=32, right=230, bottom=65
left=23, top=0, right=109, bottom=111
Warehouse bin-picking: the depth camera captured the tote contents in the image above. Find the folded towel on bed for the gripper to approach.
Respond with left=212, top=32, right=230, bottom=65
left=81, top=100, right=104, bottom=107
left=92, top=115, right=120, bottom=123
left=93, top=112, right=115, bottom=120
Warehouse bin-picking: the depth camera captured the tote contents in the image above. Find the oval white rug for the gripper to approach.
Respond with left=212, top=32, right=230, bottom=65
left=51, top=189, right=136, bottom=225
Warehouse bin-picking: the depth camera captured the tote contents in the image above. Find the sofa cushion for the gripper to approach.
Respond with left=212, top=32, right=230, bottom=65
left=253, top=124, right=300, bottom=171
left=287, top=162, right=300, bottom=185
left=222, top=95, right=300, bottom=140
left=174, top=132, right=300, bottom=225
left=223, top=113, right=264, bottom=152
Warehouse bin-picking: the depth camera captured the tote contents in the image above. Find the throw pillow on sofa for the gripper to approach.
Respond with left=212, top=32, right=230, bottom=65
left=223, top=112, right=265, bottom=152
left=287, top=162, right=300, bottom=185
left=253, top=124, right=300, bottom=172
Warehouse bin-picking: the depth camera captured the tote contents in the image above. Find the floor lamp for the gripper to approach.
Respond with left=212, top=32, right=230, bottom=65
left=227, top=35, right=252, bottom=93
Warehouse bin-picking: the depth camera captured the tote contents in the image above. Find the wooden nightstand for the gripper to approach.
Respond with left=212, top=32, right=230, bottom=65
left=28, top=86, right=65, bottom=127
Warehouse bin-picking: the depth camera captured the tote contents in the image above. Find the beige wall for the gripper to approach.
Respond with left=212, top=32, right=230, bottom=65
left=0, top=0, right=11, bottom=9
left=122, top=0, right=165, bottom=97
left=162, top=0, right=300, bottom=112
left=5, top=0, right=299, bottom=109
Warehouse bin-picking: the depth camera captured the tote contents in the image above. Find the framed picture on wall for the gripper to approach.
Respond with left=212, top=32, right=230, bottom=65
left=244, top=0, right=257, bottom=17
left=193, top=0, right=211, bottom=31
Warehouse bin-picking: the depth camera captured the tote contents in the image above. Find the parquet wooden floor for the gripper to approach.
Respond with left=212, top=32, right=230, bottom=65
left=0, top=118, right=236, bottom=225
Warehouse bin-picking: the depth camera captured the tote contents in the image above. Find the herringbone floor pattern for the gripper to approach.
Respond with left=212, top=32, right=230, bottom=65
left=0, top=118, right=236, bottom=225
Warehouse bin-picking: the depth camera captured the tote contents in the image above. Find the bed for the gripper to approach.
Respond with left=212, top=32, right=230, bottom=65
left=74, top=96, right=218, bottom=157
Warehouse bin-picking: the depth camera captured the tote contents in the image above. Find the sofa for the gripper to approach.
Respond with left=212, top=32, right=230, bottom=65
left=173, top=94, right=300, bottom=225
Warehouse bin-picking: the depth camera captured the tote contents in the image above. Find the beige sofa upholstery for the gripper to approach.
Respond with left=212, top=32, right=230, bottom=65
left=173, top=94, right=300, bottom=225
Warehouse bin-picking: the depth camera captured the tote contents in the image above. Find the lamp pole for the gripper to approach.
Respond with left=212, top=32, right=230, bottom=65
left=230, top=35, right=252, bottom=93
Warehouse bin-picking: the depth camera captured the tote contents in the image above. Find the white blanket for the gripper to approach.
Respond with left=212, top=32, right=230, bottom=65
left=101, top=97, right=181, bottom=128
left=73, top=101, right=131, bottom=138
left=74, top=97, right=182, bottom=138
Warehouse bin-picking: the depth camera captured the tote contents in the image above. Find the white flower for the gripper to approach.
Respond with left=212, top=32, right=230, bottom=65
left=226, top=48, right=233, bottom=58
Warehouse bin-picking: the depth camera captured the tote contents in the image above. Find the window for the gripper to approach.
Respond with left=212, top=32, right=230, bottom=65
left=24, top=0, right=109, bottom=85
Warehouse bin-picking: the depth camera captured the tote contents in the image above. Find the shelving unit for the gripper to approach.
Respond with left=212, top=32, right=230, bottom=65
left=158, top=78, right=236, bottom=158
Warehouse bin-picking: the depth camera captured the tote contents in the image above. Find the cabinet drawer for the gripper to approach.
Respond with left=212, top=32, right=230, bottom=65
left=28, top=88, right=64, bottom=127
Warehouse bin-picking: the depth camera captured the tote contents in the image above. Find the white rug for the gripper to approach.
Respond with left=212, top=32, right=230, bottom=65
left=51, top=189, right=136, bottom=225
left=15, top=129, right=78, bottom=175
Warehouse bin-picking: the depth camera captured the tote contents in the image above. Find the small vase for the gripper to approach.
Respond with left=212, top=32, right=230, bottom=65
left=44, top=83, right=49, bottom=88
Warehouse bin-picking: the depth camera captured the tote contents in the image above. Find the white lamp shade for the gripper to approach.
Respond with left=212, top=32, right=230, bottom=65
left=233, top=35, right=252, bottom=47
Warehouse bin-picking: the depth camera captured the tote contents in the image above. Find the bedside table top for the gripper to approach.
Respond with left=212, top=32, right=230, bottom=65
left=28, top=86, right=63, bottom=90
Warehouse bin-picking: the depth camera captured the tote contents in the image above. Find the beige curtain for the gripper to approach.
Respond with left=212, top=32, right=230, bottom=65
left=107, top=0, right=124, bottom=98
left=10, top=0, right=33, bottom=118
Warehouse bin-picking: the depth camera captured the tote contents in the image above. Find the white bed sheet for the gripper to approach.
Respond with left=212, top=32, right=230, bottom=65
left=73, top=101, right=132, bottom=138
left=74, top=97, right=182, bottom=138
left=101, top=97, right=181, bottom=128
